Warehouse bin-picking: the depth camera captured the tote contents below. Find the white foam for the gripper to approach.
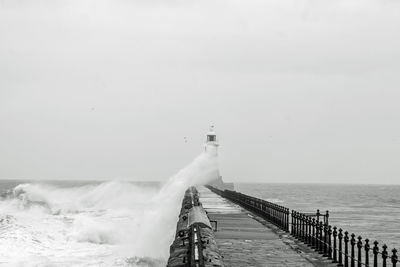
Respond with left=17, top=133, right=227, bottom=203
left=0, top=146, right=218, bottom=266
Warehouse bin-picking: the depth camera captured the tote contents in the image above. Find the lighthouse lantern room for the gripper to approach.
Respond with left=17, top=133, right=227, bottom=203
left=206, top=126, right=218, bottom=144
left=205, top=125, right=219, bottom=154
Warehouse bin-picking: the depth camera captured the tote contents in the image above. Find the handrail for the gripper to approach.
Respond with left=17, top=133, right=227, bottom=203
left=206, top=185, right=290, bottom=232
left=206, top=185, right=399, bottom=267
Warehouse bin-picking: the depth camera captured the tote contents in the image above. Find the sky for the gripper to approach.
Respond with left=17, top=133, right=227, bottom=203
left=1, top=0, right=400, bottom=184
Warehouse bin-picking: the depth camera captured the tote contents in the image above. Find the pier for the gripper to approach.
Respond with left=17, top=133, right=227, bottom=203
left=199, top=186, right=335, bottom=267
left=167, top=185, right=399, bottom=266
left=207, top=186, right=399, bottom=267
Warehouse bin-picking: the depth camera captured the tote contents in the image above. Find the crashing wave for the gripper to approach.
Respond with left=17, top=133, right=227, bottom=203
left=0, top=147, right=219, bottom=266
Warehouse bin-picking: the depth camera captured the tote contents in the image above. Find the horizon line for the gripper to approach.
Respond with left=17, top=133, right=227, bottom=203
left=0, top=177, right=399, bottom=186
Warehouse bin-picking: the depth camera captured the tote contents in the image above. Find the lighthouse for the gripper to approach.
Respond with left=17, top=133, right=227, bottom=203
left=205, top=125, right=219, bottom=155
left=205, top=126, right=235, bottom=190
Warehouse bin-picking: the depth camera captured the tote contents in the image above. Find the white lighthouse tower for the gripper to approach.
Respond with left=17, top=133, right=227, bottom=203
left=205, top=125, right=219, bottom=155
left=205, top=126, right=235, bottom=190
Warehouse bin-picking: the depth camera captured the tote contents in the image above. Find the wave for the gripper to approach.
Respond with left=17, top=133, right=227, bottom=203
left=5, top=181, right=156, bottom=214
left=0, top=146, right=219, bottom=266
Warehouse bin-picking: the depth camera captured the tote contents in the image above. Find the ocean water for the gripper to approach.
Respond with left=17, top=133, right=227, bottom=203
left=0, top=180, right=168, bottom=267
left=2, top=175, right=397, bottom=265
left=235, top=183, right=400, bottom=250
left=0, top=145, right=219, bottom=267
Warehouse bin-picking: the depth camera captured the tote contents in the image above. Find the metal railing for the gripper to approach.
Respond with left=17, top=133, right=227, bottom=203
left=206, top=186, right=290, bottom=231
left=292, top=210, right=399, bottom=267
left=206, top=186, right=399, bottom=267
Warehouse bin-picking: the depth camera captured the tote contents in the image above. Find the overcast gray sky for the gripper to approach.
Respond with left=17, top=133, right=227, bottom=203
left=1, top=0, right=400, bottom=184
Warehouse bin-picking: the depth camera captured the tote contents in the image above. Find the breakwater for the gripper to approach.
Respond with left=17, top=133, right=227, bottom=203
left=207, top=185, right=399, bottom=267
left=167, top=187, right=224, bottom=267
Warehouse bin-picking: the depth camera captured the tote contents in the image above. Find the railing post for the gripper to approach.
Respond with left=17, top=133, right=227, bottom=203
left=357, top=236, right=362, bottom=267
left=294, top=211, right=298, bottom=237
left=283, top=208, right=286, bottom=230
left=373, top=241, right=379, bottom=267
left=272, top=204, right=276, bottom=224
left=308, top=216, right=313, bottom=245
left=304, top=214, right=308, bottom=243
left=324, top=223, right=329, bottom=257
left=297, top=212, right=301, bottom=238
left=333, top=226, right=338, bottom=263
left=286, top=208, right=290, bottom=232
left=325, top=210, right=329, bottom=225
left=320, top=221, right=325, bottom=254
left=382, top=244, right=388, bottom=267
left=316, top=209, right=320, bottom=250
left=283, top=207, right=285, bottom=229
left=300, top=213, right=305, bottom=242
left=265, top=202, right=269, bottom=220
left=351, top=233, right=356, bottom=267
left=392, top=248, right=398, bottom=267
left=318, top=221, right=324, bottom=254
left=364, top=239, right=370, bottom=267
left=302, top=214, right=306, bottom=242
left=277, top=205, right=281, bottom=227
left=344, top=231, right=349, bottom=267
left=279, top=206, right=282, bottom=228
left=312, top=218, right=316, bottom=248
left=291, top=210, right=295, bottom=235
left=319, top=221, right=324, bottom=254
left=338, top=228, right=344, bottom=266
left=328, top=225, right=333, bottom=259
left=269, top=203, right=272, bottom=221
left=276, top=205, right=279, bottom=225
left=292, top=210, right=296, bottom=236
left=260, top=201, right=264, bottom=215
left=299, top=213, right=303, bottom=240
left=315, top=220, right=320, bottom=252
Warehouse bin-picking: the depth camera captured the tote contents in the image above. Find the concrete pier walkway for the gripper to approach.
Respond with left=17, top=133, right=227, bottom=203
left=198, top=186, right=336, bottom=267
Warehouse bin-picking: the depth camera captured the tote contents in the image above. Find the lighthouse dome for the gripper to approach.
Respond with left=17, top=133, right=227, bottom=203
left=207, top=125, right=216, bottom=135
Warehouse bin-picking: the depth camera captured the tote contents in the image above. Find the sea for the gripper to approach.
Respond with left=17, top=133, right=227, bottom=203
left=1, top=179, right=399, bottom=266
left=0, top=180, right=167, bottom=267
left=0, top=147, right=219, bottom=267
left=236, top=183, right=400, bottom=250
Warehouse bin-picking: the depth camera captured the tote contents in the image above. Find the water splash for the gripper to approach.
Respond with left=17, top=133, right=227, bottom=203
left=0, top=145, right=219, bottom=266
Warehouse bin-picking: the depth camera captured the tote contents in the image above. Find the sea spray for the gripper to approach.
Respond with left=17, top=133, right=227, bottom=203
left=0, top=145, right=219, bottom=266
left=125, top=144, right=219, bottom=261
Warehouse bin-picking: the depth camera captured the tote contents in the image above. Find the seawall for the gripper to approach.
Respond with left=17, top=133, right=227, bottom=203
left=167, top=187, right=224, bottom=267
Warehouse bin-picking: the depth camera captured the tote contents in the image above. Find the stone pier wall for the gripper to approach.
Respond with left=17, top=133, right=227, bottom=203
left=167, top=187, right=224, bottom=267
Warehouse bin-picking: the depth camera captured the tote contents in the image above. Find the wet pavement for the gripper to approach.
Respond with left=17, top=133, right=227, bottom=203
left=198, top=186, right=337, bottom=267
